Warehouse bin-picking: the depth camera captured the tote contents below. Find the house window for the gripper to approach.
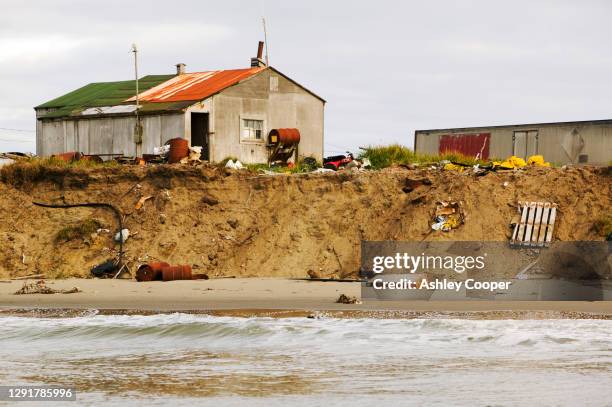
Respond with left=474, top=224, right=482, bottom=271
left=242, top=119, right=263, bottom=140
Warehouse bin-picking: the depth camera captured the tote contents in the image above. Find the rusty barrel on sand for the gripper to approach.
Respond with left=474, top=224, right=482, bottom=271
left=136, top=262, right=170, bottom=282
left=161, top=265, right=193, bottom=281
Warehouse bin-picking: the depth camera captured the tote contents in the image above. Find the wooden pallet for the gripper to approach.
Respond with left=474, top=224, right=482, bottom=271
left=511, top=201, right=557, bottom=247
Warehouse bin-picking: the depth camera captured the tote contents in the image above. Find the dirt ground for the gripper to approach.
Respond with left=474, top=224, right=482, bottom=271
left=0, top=164, right=610, bottom=279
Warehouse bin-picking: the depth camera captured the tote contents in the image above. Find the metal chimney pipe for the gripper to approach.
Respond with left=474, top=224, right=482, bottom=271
left=257, top=41, right=264, bottom=60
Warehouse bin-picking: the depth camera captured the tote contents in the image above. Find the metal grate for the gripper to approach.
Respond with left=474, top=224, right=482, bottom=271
left=511, top=201, right=557, bottom=247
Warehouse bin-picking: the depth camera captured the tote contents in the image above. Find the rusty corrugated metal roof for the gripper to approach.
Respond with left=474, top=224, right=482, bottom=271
left=127, top=68, right=264, bottom=103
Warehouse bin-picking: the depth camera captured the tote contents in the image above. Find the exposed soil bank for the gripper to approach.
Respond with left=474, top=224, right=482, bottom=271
left=1, top=164, right=610, bottom=279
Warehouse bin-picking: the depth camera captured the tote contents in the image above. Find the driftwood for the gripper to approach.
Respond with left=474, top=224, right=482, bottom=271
left=14, top=280, right=81, bottom=295
left=11, top=273, right=45, bottom=280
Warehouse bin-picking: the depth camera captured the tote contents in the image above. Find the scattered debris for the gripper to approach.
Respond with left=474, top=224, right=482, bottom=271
left=135, top=196, right=153, bottom=210
left=527, top=155, right=551, bottom=167
left=225, top=159, right=244, bottom=170
left=14, top=280, right=81, bottom=295
left=431, top=201, right=464, bottom=232
left=114, top=228, right=130, bottom=243
left=336, top=294, right=362, bottom=304
left=323, top=152, right=354, bottom=171
left=189, top=146, right=202, bottom=161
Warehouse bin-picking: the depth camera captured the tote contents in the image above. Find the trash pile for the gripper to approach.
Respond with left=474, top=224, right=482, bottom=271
left=47, top=138, right=203, bottom=166
left=145, top=138, right=202, bottom=164
left=431, top=201, right=464, bottom=232
left=323, top=151, right=371, bottom=171
left=442, top=155, right=552, bottom=174
left=14, top=280, right=81, bottom=295
left=492, top=155, right=551, bottom=169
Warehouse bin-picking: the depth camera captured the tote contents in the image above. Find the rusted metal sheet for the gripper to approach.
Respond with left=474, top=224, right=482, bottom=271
left=439, top=133, right=490, bottom=159
left=127, top=68, right=264, bottom=103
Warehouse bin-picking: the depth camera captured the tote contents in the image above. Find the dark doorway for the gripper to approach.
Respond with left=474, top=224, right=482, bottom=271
left=191, top=113, right=209, bottom=160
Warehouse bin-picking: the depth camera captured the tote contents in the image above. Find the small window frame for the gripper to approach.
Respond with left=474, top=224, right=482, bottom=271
left=240, top=117, right=265, bottom=143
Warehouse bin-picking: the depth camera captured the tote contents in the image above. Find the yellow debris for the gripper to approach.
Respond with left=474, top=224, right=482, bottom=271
left=493, top=156, right=526, bottom=169
left=443, top=163, right=464, bottom=172
left=443, top=214, right=462, bottom=230
left=527, top=155, right=551, bottom=167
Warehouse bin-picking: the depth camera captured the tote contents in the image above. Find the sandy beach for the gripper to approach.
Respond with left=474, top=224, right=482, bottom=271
left=1, top=278, right=611, bottom=318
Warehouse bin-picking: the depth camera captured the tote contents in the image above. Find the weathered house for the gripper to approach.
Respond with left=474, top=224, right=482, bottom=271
left=415, top=119, right=612, bottom=165
left=35, top=49, right=325, bottom=163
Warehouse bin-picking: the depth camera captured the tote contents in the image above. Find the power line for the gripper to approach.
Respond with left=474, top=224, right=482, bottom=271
left=0, top=127, right=35, bottom=133
left=0, top=139, right=33, bottom=143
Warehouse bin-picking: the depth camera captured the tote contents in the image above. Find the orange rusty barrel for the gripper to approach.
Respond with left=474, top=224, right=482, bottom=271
left=52, top=151, right=82, bottom=162
left=136, top=261, right=170, bottom=282
left=167, top=138, right=189, bottom=163
left=161, top=265, right=193, bottom=281
left=268, top=128, right=300, bottom=145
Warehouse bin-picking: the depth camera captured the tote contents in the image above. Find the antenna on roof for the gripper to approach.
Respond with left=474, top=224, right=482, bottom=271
left=131, top=43, right=143, bottom=146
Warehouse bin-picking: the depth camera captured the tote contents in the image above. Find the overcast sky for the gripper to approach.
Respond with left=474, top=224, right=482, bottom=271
left=1, top=0, right=612, bottom=154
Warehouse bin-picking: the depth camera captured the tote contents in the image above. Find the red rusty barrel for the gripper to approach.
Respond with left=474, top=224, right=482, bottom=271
left=268, top=129, right=300, bottom=145
left=161, top=265, right=193, bottom=281
left=136, top=261, right=170, bottom=282
left=167, top=138, right=189, bottom=163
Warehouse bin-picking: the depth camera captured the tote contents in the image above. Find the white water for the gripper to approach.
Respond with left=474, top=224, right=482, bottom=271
left=1, top=314, right=611, bottom=406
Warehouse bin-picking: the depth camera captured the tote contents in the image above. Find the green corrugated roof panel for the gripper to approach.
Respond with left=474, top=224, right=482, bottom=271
left=36, top=74, right=175, bottom=117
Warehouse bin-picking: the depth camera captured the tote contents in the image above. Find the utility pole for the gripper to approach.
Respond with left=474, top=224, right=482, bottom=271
left=262, top=17, right=270, bottom=66
left=131, top=43, right=143, bottom=148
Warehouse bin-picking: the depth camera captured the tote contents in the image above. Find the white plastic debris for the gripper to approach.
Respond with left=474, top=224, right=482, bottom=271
left=189, top=146, right=202, bottom=161
left=114, top=228, right=130, bottom=243
left=361, top=158, right=372, bottom=168
left=153, top=145, right=170, bottom=156
left=225, top=160, right=244, bottom=170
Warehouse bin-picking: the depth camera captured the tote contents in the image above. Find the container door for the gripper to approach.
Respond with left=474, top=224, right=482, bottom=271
left=513, top=131, right=527, bottom=158
left=526, top=130, right=539, bottom=157
left=513, top=130, right=538, bottom=159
